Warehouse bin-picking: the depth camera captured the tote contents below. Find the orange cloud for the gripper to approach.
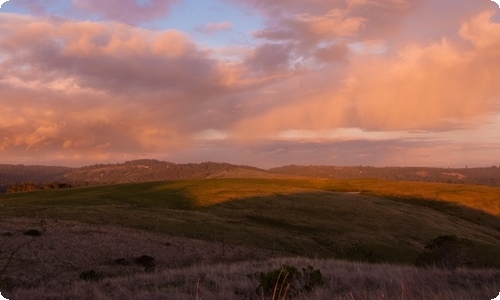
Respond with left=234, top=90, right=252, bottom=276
left=233, top=9, right=500, bottom=138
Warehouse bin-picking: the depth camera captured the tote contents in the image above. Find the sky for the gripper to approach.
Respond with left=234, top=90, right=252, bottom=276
left=0, top=0, right=500, bottom=168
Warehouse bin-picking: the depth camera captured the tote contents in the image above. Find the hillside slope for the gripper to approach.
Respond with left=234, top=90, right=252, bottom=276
left=1, top=178, right=499, bottom=265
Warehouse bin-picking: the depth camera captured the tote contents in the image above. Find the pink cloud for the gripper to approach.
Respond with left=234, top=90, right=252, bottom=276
left=72, top=0, right=178, bottom=24
left=0, top=14, right=246, bottom=164
left=232, top=9, right=500, bottom=138
left=0, top=15, right=242, bottom=97
left=1, top=1, right=500, bottom=167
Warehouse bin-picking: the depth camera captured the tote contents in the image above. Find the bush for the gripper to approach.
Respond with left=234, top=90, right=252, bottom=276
left=23, top=229, right=42, bottom=237
left=79, top=269, right=104, bottom=282
left=249, top=264, right=323, bottom=298
left=415, top=235, right=475, bottom=270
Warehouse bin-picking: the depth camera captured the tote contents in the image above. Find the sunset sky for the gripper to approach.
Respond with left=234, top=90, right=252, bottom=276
left=1, top=0, right=500, bottom=168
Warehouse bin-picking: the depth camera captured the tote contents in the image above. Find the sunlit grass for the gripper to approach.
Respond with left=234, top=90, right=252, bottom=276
left=2, top=177, right=498, bottom=214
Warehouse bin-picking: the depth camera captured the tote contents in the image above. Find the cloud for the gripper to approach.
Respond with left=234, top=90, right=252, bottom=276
left=1, top=0, right=500, bottom=167
left=2, top=0, right=177, bottom=24
left=0, top=14, right=246, bottom=164
left=233, top=9, right=500, bottom=138
left=0, top=14, right=243, bottom=97
left=72, top=0, right=178, bottom=24
left=196, top=22, right=233, bottom=34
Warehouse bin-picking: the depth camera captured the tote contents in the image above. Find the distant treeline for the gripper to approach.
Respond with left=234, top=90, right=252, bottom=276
left=6, top=182, right=73, bottom=194
left=269, top=165, right=500, bottom=186
left=0, top=164, right=73, bottom=193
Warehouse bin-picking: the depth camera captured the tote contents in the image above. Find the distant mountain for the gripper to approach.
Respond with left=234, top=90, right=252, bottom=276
left=268, top=165, right=500, bottom=186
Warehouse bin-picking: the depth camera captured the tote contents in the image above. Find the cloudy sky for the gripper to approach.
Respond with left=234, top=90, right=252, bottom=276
left=1, top=0, right=499, bottom=168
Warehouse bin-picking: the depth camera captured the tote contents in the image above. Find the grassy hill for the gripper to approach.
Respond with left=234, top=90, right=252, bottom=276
left=1, top=178, right=500, bottom=299
left=1, top=178, right=499, bottom=263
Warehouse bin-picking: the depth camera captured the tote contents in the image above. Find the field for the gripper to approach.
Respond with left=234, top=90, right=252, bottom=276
left=1, top=178, right=500, bottom=299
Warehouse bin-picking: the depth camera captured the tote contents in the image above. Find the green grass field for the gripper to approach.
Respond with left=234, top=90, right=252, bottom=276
left=1, top=178, right=499, bottom=266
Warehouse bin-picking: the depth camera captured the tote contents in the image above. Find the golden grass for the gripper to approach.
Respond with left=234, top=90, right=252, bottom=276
left=1, top=178, right=499, bottom=215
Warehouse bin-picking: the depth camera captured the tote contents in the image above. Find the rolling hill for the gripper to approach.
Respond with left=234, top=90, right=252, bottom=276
left=1, top=178, right=499, bottom=262
left=1, top=177, right=499, bottom=298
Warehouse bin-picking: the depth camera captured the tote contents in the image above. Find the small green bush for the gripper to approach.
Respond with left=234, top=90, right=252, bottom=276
left=249, top=264, right=323, bottom=298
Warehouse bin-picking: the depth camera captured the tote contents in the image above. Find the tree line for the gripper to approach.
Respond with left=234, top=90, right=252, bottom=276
left=6, top=182, right=73, bottom=194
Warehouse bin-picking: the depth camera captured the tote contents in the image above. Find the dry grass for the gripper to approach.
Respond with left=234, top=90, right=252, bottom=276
left=5, top=256, right=500, bottom=300
left=1, top=218, right=500, bottom=300
left=0, top=217, right=281, bottom=290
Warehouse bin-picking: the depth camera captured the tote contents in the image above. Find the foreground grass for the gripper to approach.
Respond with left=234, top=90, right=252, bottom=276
left=6, top=257, right=500, bottom=300
left=1, top=178, right=499, bottom=265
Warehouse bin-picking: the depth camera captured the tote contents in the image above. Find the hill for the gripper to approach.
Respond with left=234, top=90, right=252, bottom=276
left=1, top=178, right=499, bottom=298
left=63, top=160, right=254, bottom=184
left=0, top=160, right=277, bottom=193
left=1, top=178, right=499, bottom=261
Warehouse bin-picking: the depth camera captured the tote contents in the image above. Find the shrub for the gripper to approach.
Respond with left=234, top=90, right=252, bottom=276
left=249, top=264, right=323, bottom=298
left=23, top=229, right=42, bottom=237
left=415, top=235, right=475, bottom=270
left=79, top=269, right=104, bottom=282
